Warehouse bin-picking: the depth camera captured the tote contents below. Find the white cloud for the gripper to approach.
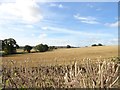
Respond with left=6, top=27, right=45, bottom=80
left=49, top=3, right=63, bottom=8
left=41, top=26, right=111, bottom=37
left=74, top=14, right=100, bottom=24
left=26, top=25, right=34, bottom=28
left=0, top=0, right=43, bottom=24
left=87, top=4, right=94, bottom=8
left=107, top=38, right=118, bottom=45
left=42, top=38, right=72, bottom=46
left=41, top=26, right=49, bottom=30
left=58, top=4, right=63, bottom=8
left=105, top=21, right=120, bottom=28
left=38, top=33, right=47, bottom=39
left=31, top=34, right=35, bottom=37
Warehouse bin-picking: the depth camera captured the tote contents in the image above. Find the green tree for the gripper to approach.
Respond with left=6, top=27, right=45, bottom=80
left=43, top=44, right=49, bottom=51
left=24, top=45, right=33, bottom=53
left=0, top=40, right=4, bottom=51
left=67, top=45, right=71, bottom=48
left=49, top=46, right=57, bottom=50
left=34, top=44, right=49, bottom=52
left=91, top=44, right=97, bottom=47
left=98, top=43, right=103, bottom=46
left=2, top=38, right=19, bottom=54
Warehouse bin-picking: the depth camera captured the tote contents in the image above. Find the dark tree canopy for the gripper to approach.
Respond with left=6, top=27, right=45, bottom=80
left=2, top=38, right=19, bottom=54
left=49, top=46, right=57, bottom=50
left=92, top=44, right=97, bottom=47
left=24, top=45, right=33, bottom=53
left=0, top=40, right=4, bottom=51
left=34, top=44, right=49, bottom=52
left=98, top=43, right=103, bottom=46
left=92, top=43, right=103, bottom=47
left=67, top=45, right=71, bottom=48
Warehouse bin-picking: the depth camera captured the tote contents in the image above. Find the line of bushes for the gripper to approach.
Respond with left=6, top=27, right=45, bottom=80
left=91, top=43, right=103, bottom=47
left=1, top=38, right=105, bottom=55
left=1, top=38, right=56, bottom=55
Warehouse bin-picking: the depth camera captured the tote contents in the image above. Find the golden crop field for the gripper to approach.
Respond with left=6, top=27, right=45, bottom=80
left=2, top=45, right=118, bottom=66
left=1, top=45, right=120, bottom=88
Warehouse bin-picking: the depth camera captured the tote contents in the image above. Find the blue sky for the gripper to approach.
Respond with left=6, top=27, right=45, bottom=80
left=0, top=0, right=118, bottom=47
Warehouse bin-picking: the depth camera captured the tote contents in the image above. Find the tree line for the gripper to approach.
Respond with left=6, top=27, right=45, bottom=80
left=1, top=38, right=103, bottom=55
left=1, top=38, right=51, bottom=55
left=1, top=38, right=68, bottom=55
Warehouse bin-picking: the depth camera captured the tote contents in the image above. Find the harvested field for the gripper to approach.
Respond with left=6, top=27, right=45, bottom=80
left=2, top=45, right=118, bottom=66
left=1, top=45, right=119, bottom=88
left=2, top=58, right=120, bottom=88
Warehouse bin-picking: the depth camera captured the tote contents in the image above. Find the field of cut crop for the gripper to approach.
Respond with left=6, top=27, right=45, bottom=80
left=1, top=45, right=120, bottom=88
left=2, top=45, right=118, bottom=66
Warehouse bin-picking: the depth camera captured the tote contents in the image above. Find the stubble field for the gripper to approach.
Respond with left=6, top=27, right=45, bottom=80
left=2, top=45, right=118, bottom=66
left=1, top=45, right=120, bottom=88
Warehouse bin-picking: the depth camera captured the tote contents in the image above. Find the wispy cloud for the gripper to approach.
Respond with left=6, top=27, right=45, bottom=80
left=74, top=14, right=100, bottom=24
left=49, top=3, right=63, bottom=8
left=96, top=8, right=102, bottom=11
left=0, top=2, right=117, bottom=46
left=41, top=26, right=49, bottom=30
left=0, top=0, right=43, bottom=24
left=105, top=21, right=119, bottom=28
left=41, top=26, right=111, bottom=37
left=38, top=33, right=47, bottom=39
left=87, top=4, right=94, bottom=8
